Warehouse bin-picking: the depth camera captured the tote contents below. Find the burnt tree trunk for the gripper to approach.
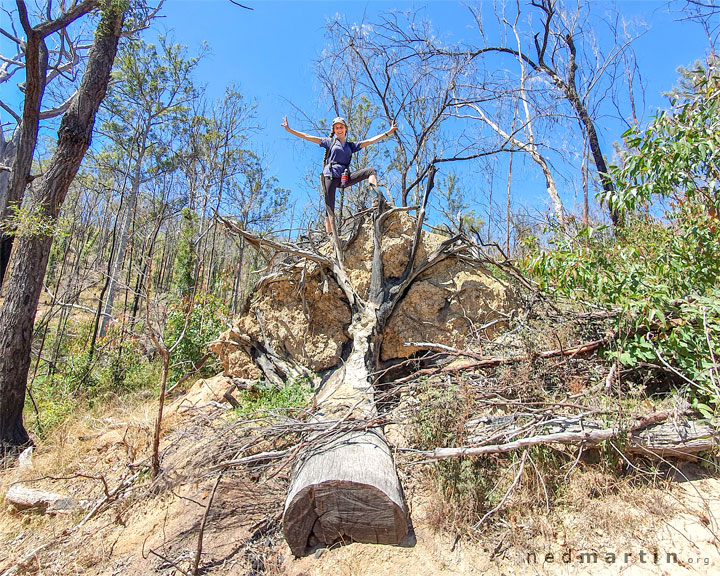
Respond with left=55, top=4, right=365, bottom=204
left=98, top=129, right=150, bottom=339
left=0, top=0, right=99, bottom=289
left=0, top=4, right=126, bottom=454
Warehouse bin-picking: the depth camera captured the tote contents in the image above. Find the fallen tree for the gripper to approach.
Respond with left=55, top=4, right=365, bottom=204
left=407, top=412, right=718, bottom=462
left=214, top=169, right=519, bottom=555
left=211, top=187, right=720, bottom=553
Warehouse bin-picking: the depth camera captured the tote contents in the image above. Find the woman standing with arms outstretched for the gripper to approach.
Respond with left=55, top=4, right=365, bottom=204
left=282, top=116, right=397, bottom=234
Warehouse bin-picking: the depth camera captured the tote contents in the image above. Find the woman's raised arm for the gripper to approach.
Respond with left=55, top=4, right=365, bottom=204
left=357, top=121, right=398, bottom=149
left=282, top=116, right=323, bottom=145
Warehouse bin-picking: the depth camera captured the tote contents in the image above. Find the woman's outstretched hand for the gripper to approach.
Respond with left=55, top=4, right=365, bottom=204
left=281, top=116, right=289, bottom=130
left=387, top=121, right=398, bottom=135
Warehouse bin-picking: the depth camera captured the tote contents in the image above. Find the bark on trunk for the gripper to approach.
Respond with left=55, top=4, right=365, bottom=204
left=0, top=33, right=48, bottom=289
left=282, top=311, right=408, bottom=556
left=0, top=0, right=99, bottom=288
left=283, top=429, right=408, bottom=555
left=99, top=157, right=143, bottom=339
left=0, top=4, right=125, bottom=453
left=0, top=133, right=18, bottom=291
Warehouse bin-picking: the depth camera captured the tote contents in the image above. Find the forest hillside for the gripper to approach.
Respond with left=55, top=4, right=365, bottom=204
left=1, top=1, right=719, bottom=574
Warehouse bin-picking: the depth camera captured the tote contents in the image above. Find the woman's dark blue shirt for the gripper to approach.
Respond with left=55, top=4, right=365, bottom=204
left=320, top=137, right=360, bottom=178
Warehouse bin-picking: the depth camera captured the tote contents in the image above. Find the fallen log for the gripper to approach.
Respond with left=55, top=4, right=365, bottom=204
left=409, top=413, right=718, bottom=462
left=282, top=313, right=408, bottom=556
left=5, top=484, right=76, bottom=513
left=630, top=417, right=718, bottom=458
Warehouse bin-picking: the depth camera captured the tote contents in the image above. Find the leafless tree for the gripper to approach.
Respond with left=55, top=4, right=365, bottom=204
left=319, top=13, right=501, bottom=208
left=672, top=0, right=720, bottom=45
left=422, top=0, right=644, bottom=225
left=451, top=5, right=566, bottom=221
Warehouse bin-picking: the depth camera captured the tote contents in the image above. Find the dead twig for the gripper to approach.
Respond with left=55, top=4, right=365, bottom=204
left=74, top=470, right=143, bottom=529
left=148, top=549, right=190, bottom=576
left=167, top=352, right=213, bottom=394
left=192, top=472, right=224, bottom=576
left=0, top=543, right=55, bottom=576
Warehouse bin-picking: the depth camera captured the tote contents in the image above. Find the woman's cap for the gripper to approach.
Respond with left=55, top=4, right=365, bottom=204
left=331, top=116, right=347, bottom=129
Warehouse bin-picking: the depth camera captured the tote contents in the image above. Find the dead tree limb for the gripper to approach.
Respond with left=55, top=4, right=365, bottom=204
left=216, top=214, right=332, bottom=267
left=407, top=414, right=718, bottom=462
left=391, top=337, right=609, bottom=384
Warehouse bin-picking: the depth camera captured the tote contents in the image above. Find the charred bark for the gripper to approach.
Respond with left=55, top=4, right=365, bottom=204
left=0, top=30, right=49, bottom=289
left=0, top=3, right=126, bottom=454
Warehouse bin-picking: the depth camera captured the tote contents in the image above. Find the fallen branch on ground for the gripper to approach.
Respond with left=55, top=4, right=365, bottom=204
left=391, top=337, right=609, bottom=384
left=404, top=413, right=718, bottom=462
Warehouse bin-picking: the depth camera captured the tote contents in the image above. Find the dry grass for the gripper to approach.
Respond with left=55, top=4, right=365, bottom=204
left=2, top=371, right=718, bottom=576
left=556, top=466, right=674, bottom=546
left=0, top=377, right=294, bottom=575
left=2, top=289, right=719, bottom=575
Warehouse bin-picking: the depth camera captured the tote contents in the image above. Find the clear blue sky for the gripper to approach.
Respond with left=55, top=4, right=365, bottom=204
left=1, top=1, right=714, bottom=226
left=155, top=0, right=713, bottom=223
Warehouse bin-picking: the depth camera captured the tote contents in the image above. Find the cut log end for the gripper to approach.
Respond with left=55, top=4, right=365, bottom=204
left=284, top=481, right=408, bottom=556
left=282, top=430, right=408, bottom=556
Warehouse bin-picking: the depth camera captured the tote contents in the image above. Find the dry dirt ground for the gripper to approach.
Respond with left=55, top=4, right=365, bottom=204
left=1, top=376, right=719, bottom=576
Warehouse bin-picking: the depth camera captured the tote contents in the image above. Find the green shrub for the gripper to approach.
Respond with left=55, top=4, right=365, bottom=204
left=98, top=339, right=161, bottom=396
left=525, top=58, right=720, bottom=416
left=25, top=375, right=76, bottom=438
left=26, top=316, right=162, bottom=436
left=233, top=377, right=313, bottom=416
left=164, top=293, right=229, bottom=381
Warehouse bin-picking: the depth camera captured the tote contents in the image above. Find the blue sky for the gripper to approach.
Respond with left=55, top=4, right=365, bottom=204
left=1, top=1, right=715, bottom=227
left=154, top=0, right=713, bottom=223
